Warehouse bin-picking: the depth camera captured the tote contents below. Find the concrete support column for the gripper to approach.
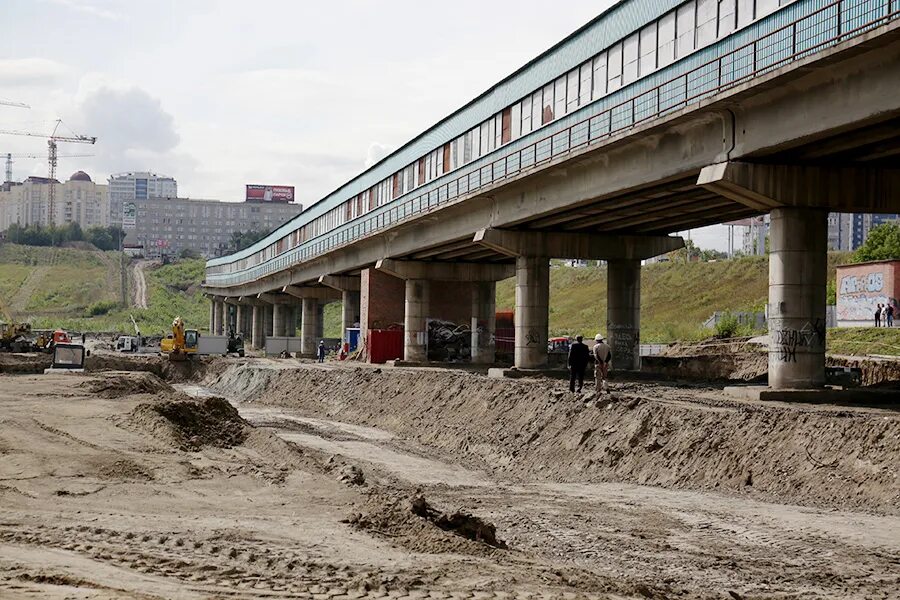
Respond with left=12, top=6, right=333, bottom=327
left=316, top=303, right=325, bottom=339
left=235, top=305, right=245, bottom=337
left=285, top=306, right=297, bottom=337
left=208, top=301, right=216, bottom=334
left=514, top=255, right=549, bottom=369
left=471, top=281, right=496, bottom=364
left=219, top=301, right=228, bottom=336
left=768, top=207, right=827, bottom=389
left=264, top=305, right=274, bottom=338
left=607, top=259, right=641, bottom=371
left=404, top=279, right=430, bottom=363
left=301, top=297, right=320, bottom=356
left=251, top=305, right=264, bottom=350
left=342, top=290, right=360, bottom=342
left=273, top=304, right=285, bottom=338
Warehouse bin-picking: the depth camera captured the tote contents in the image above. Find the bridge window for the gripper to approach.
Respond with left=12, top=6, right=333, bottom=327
left=519, top=97, right=532, bottom=135
left=501, top=108, right=512, bottom=144
left=541, top=83, right=554, bottom=124
left=511, top=103, right=522, bottom=140
left=579, top=62, right=592, bottom=106
left=677, top=2, right=696, bottom=58
left=553, top=76, right=566, bottom=119
left=658, top=11, right=676, bottom=66
left=757, top=0, right=778, bottom=17
left=462, top=131, right=473, bottom=164
left=607, top=43, right=622, bottom=91
left=697, top=0, right=718, bottom=47
left=592, top=53, right=607, bottom=99
left=566, top=70, right=580, bottom=113
left=737, top=0, right=755, bottom=26
left=623, top=33, right=639, bottom=85
left=531, top=90, right=542, bottom=128
left=639, top=22, right=658, bottom=76
left=718, top=0, right=737, bottom=36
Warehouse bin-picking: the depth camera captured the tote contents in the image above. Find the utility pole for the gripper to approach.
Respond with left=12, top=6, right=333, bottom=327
left=120, top=228, right=127, bottom=308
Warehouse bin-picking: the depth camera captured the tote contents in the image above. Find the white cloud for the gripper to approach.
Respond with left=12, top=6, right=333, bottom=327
left=364, top=143, right=394, bottom=169
left=42, top=0, right=121, bottom=21
left=0, top=58, right=71, bottom=88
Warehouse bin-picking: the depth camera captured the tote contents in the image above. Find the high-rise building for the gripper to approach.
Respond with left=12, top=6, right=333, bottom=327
left=0, top=172, right=109, bottom=230
left=850, top=213, right=899, bottom=250
left=108, top=172, right=177, bottom=226
left=124, top=196, right=304, bottom=259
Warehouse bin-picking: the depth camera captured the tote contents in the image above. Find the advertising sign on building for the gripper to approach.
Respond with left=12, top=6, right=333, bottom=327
left=123, top=201, right=137, bottom=229
left=246, top=184, right=294, bottom=203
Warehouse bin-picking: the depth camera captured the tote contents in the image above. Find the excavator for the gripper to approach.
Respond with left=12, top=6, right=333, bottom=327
left=0, top=296, right=38, bottom=353
left=160, top=317, right=198, bottom=361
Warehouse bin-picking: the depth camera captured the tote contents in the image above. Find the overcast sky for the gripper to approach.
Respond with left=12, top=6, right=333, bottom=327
left=1, top=0, right=730, bottom=250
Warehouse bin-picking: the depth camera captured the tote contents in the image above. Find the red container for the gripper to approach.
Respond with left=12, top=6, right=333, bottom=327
left=368, top=329, right=404, bottom=363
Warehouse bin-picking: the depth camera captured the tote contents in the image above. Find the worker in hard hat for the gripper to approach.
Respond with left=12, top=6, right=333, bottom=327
left=317, top=340, right=327, bottom=363
left=592, top=333, right=612, bottom=394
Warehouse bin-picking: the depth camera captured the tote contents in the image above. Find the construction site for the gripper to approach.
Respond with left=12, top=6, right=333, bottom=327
left=3, top=0, right=900, bottom=597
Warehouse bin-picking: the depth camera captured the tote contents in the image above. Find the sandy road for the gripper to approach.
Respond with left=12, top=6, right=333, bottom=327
left=1, top=365, right=898, bottom=599
left=131, top=259, right=148, bottom=308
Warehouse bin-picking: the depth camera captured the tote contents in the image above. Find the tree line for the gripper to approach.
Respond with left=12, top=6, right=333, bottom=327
left=3, top=223, right=126, bottom=251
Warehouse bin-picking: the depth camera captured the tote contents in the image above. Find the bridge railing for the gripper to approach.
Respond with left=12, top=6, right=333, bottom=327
left=208, top=0, right=899, bottom=287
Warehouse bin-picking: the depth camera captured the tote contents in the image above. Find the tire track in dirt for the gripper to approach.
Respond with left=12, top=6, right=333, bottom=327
left=8, top=266, right=50, bottom=314
left=131, top=260, right=148, bottom=309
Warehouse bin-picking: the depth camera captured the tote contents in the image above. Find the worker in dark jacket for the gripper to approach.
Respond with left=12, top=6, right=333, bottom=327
left=567, top=335, right=590, bottom=393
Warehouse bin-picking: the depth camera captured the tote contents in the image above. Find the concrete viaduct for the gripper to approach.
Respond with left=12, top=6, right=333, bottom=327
left=204, top=1, right=900, bottom=389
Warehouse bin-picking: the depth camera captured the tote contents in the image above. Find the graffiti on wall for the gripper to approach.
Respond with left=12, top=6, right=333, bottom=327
left=837, top=268, right=897, bottom=322
left=770, top=319, right=825, bottom=363
left=608, top=323, right=638, bottom=366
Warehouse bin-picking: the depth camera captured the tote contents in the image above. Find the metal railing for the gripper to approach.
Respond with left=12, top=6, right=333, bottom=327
left=208, top=0, right=898, bottom=287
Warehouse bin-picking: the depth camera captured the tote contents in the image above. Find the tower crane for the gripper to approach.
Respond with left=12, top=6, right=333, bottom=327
left=4, top=152, right=95, bottom=184
left=0, top=99, right=29, bottom=109
left=0, top=120, right=96, bottom=223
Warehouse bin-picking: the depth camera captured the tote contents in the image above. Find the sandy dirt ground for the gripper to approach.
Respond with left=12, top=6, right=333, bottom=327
left=1, top=358, right=899, bottom=599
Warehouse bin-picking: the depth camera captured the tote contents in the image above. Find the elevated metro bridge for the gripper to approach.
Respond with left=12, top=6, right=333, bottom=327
left=204, top=0, right=900, bottom=389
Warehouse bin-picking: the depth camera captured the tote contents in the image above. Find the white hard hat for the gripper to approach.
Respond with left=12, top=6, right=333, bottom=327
left=595, top=334, right=605, bottom=341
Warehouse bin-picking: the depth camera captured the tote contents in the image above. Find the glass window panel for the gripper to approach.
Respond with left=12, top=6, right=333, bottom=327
left=480, top=122, right=490, bottom=155
left=658, top=11, right=676, bottom=66
left=554, top=76, right=566, bottom=118
left=677, top=1, right=696, bottom=57
left=623, top=33, right=639, bottom=84
left=592, top=52, right=607, bottom=99
left=579, top=62, right=592, bottom=105
left=757, top=0, right=778, bottom=17
left=718, top=0, right=737, bottom=36
left=531, top=90, right=542, bottom=129
left=639, top=22, right=657, bottom=76
left=737, top=0, right=755, bottom=26
left=566, top=69, right=580, bottom=112
left=608, top=43, right=622, bottom=91
left=495, top=114, right=503, bottom=147
left=697, top=0, right=718, bottom=47
left=542, top=83, right=554, bottom=124
left=511, top=102, right=522, bottom=139
left=520, top=97, right=532, bottom=135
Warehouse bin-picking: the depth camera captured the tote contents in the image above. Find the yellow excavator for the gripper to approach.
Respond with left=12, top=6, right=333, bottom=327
left=160, top=317, right=198, bottom=360
left=0, top=296, right=37, bottom=353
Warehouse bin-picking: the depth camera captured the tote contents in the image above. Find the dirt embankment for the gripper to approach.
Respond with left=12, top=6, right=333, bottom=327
left=214, top=365, right=900, bottom=514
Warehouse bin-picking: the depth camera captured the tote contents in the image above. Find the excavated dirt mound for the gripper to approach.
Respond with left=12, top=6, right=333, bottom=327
left=85, top=353, right=216, bottom=383
left=345, top=492, right=506, bottom=556
left=81, top=371, right=175, bottom=398
left=120, top=396, right=249, bottom=451
left=0, top=353, right=52, bottom=374
left=224, top=366, right=900, bottom=514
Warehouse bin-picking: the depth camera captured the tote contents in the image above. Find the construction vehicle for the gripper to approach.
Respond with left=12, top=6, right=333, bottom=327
left=161, top=317, right=198, bottom=360
left=116, top=315, right=143, bottom=352
left=0, top=295, right=38, bottom=352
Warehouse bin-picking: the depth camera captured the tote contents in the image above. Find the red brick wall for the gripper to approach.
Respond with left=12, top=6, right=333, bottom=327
left=360, top=268, right=405, bottom=330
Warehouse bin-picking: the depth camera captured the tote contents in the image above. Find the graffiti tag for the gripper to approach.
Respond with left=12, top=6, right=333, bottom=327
left=771, top=319, right=825, bottom=363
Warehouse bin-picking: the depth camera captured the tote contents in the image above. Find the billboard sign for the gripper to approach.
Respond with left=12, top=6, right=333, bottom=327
left=123, top=201, right=136, bottom=229
left=246, top=184, right=294, bottom=203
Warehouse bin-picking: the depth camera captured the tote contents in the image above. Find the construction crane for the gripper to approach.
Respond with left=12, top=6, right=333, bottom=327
left=0, top=99, right=29, bottom=109
left=0, top=120, right=96, bottom=222
left=4, top=152, right=95, bottom=184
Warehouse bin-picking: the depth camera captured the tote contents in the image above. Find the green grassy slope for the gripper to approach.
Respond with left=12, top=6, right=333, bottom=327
left=497, top=254, right=852, bottom=342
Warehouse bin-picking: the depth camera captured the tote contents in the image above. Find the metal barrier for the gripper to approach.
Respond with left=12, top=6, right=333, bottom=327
left=208, top=0, right=899, bottom=288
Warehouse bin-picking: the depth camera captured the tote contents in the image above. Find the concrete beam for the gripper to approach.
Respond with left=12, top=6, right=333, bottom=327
left=473, top=228, right=684, bottom=260
left=698, top=162, right=900, bottom=212
left=256, top=292, right=297, bottom=305
left=318, top=275, right=361, bottom=292
left=282, top=285, right=342, bottom=302
left=375, top=258, right=515, bottom=282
